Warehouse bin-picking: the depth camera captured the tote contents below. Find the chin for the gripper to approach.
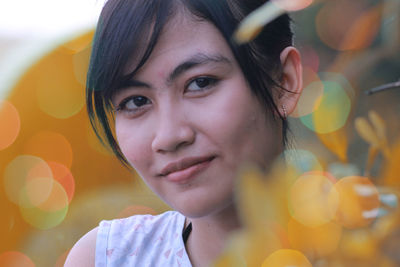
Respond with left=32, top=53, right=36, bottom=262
left=173, top=195, right=234, bottom=219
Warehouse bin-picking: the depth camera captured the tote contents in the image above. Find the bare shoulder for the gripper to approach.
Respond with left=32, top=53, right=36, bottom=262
left=64, top=227, right=98, bottom=267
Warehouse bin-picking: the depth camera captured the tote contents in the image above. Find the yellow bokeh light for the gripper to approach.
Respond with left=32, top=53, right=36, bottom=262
left=289, top=172, right=339, bottom=227
left=291, top=68, right=323, bottom=118
left=300, top=81, right=351, bottom=134
left=0, top=251, right=35, bottom=267
left=36, top=178, right=69, bottom=212
left=23, top=131, right=73, bottom=168
left=334, top=176, right=380, bottom=229
left=292, top=80, right=324, bottom=118
left=284, top=149, right=323, bottom=174
left=338, top=5, right=381, bottom=51
left=4, top=155, right=53, bottom=205
left=24, top=177, right=54, bottom=208
left=0, top=100, right=21, bottom=150
left=316, top=0, right=379, bottom=51
left=72, top=46, right=91, bottom=86
left=22, top=176, right=69, bottom=212
left=288, top=218, right=342, bottom=258
left=19, top=179, right=69, bottom=230
left=262, top=249, right=312, bottom=267
left=47, top=161, right=75, bottom=203
left=35, top=49, right=85, bottom=119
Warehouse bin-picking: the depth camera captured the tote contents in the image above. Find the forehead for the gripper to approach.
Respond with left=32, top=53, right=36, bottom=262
left=125, top=11, right=235, bottom=75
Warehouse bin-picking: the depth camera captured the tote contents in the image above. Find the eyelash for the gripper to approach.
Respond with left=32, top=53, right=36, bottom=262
left=115, top=96, right=151, bottom=115
left=185, top=76, right=219, bottom=92
left=115, top=76, right=219, bottom=115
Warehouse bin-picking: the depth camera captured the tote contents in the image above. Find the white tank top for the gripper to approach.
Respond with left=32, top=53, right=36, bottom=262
left=95, top=211, right=193, bottom=266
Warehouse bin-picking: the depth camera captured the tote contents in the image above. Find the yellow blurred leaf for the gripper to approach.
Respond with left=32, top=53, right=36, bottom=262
left=213, top=229, right=285, bottom=267
left=236, top=162, right=296, bottom=229
left=368, top=111, right=386, bottom=140
left=339, top=229, right=378, bottom=260
left=365, top=146, right=379, bottom=177
left=383, top=140, right=400, bottom=187
left=355, top=117, right=380, bottom=147
left=334, top=176, right=380, bottom=229
left=368, top=110, right=390, bottom=158
left=289, top=172, right=339, bottom=227
left=234, top=1, right=284, bottom=44
left=288, top=218, right=342, bottom=258
left=317, top=129, right=348, bottom=162
left=339, top=4, right=382, bottom=51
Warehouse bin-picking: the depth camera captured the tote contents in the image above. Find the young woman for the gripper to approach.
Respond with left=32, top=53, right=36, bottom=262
left=65, top=0, right=303, bottom=266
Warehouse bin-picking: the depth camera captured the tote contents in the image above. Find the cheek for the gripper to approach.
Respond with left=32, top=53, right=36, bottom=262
left=195, top=85, right=278, bottom=165
left=115, top=119, right=153, bottom=170
left=204, top=90, right=265, bottom=144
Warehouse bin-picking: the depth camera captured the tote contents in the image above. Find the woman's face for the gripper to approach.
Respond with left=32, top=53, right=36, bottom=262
left=112, top=13, right=282, bottom=218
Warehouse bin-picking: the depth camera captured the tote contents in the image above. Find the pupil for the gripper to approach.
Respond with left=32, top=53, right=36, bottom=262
left=133, top=97, right=147, bottom=106
left=196, top=78, right=209, bottom=88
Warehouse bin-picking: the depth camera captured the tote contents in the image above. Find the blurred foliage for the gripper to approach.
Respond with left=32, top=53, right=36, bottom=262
left=214, top=0, right=400, bottom=266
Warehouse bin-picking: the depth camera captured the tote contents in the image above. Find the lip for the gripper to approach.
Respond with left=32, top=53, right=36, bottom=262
left=159, top=156, right=215, bottom=183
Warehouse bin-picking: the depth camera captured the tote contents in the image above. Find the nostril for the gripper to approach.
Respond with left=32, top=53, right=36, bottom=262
left=151, top=124, right=195, bottom=153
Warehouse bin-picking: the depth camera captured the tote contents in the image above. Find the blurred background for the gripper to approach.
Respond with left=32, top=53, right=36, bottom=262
left=0, top=0, right=399, bottom=266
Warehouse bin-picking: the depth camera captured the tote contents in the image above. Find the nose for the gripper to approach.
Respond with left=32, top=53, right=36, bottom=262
left=151, top=108, right=195, bottom=153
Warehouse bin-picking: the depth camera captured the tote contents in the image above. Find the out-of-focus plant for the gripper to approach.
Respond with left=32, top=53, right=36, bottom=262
left=355, top=111, right=390, bottom=176
left=234, top=0, right=319, bottom=44
left=213, top=0, right=400, bottom=266
left=213, top=134, right=400, bottom=266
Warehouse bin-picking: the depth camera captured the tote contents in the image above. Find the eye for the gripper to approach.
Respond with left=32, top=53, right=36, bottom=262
left=116, top=95, right=151, bottom=113
left=186, top=77, right=218, bottom=92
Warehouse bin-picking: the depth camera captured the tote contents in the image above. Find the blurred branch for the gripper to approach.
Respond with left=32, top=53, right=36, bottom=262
left=366, top=79, right=400, bottom=95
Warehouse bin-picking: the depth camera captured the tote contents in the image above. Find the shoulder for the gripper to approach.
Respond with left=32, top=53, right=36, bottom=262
left=64, top=227, right=98, bottom=267
left=64, top=211, right=185, bottom=267
left=104, top=210, right=183, bottom=239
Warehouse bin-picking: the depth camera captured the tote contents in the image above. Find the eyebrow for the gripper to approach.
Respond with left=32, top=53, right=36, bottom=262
left=166, top=53, right=232, bottom=84
left=118, top=52, right=232, bottom=90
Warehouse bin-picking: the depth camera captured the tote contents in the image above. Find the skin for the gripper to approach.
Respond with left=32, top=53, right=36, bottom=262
left=65, top=11, right=302, bottom=267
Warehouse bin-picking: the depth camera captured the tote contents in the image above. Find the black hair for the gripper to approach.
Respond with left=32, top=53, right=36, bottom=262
left=87, top=0, right=293, bottom=166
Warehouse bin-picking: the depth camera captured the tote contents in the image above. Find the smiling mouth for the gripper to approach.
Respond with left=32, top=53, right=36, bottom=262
left=159, top=156, right=215, bottom=183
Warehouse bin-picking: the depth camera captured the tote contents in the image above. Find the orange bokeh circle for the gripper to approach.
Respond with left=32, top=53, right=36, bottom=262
left=0, top=101, right=21, bottom=150
left=289, top=172, right=339, bottom=227
left=48, top=161, right=75, bottom=203
left=334, top=176, right=380, bottom=229
left=0, top=251, right=35, bottom=267
left=23, top=131, right=73, bottom=168
left=262, top=249, right=312, bottom=267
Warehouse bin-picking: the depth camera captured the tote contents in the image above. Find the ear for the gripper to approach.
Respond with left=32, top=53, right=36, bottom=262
left=277, top=46, right=303, bottom=117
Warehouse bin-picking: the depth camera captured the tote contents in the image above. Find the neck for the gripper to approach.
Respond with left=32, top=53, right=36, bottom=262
left=185, top=205, right=241, bottom=267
